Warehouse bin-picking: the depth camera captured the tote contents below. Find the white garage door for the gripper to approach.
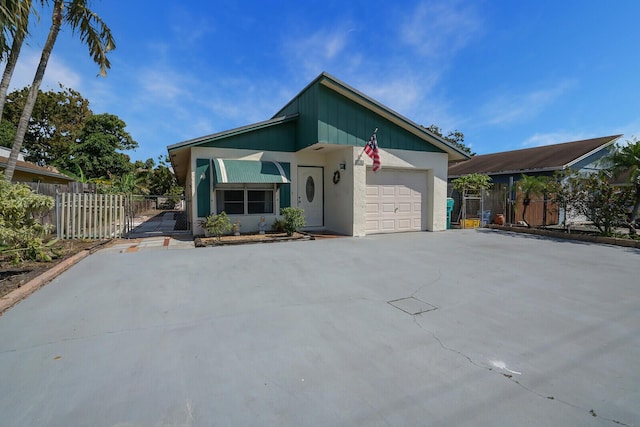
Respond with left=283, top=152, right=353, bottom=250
left=365, top=169, right=427, bottom=234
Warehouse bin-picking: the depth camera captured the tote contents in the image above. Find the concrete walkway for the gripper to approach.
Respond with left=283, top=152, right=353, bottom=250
left=112, top=209, right=195, bottom=251
left=127, top=210, right=190, bottom=239
left=0, top=229, right=638, bottom=426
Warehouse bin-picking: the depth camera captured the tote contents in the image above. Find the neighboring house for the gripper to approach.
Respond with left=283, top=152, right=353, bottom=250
left=168, top=72, right=470, bottom=236
left=0, top=147, right=74, bottom=184
left=447, top=135, right=623, bottom=225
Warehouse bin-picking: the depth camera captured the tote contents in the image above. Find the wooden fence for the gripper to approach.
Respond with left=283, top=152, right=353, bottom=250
left=56, top=193, right=126, bottom=239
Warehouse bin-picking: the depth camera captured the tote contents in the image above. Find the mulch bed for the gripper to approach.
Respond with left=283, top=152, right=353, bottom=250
left=486, top=224, right=640, bottom=248
left=194, top=232, right=312, bottom=247
left=0, top=239, right=105, bottom=299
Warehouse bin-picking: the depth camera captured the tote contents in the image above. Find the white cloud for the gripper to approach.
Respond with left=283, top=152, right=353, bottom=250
left=400, top=1, right=482, bottom=57
left=139, top=68, right=189, bottom=102
left=10, top=50, right=82, bottom=91
left=482, top=80, right=577, bottom=126
left=283, top=26, right=356, bottom=79
left=358, top=71, right=439, bottom=118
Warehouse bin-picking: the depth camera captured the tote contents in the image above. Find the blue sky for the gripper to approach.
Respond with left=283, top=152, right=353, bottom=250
left=9, top=0, right=640, bottom=162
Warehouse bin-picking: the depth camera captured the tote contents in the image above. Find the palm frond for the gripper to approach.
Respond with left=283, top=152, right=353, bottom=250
left=64, top=0, right=115, bottom=77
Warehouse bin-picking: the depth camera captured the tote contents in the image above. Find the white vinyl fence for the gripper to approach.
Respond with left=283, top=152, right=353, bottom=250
left=56, top=193, right=126, bottom=239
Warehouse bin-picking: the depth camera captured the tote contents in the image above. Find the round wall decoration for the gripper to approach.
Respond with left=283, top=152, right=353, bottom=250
left=333, top=170, right=341, bottom=184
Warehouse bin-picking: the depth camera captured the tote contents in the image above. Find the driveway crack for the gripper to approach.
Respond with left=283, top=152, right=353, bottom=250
left=411, top=316, right=630, bottom=427
left=411, top=268, right=442, bottom=298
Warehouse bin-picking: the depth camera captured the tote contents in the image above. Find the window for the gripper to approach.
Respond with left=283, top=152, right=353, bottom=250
left=248, top=190, right=274, bottom=214
left=217, top=190, right=244, bottom=214
left=216, top=186, right=276, bottom=215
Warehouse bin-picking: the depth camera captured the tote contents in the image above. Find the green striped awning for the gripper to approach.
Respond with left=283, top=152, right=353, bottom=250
left=211, top=158, right=290, bottom=184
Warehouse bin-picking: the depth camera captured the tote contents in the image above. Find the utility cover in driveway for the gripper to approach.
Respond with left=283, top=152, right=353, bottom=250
left=388, top=297, right=438, bottom=315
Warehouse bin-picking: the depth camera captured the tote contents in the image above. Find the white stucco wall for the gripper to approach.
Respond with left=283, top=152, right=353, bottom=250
left=187, top=145, right=450, bottom=236
left=323, top=148, right=355, bottom=235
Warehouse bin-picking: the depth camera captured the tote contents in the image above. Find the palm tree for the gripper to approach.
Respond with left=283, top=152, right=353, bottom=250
left=3, top=0, right=114, bottom=182
left=517, top=174, right=548, bottom=228
left=0, top=0, right=35, bottom=123
left=611, top=138, right=640, bottom=224
left=0, top=1, right=30, bottom=33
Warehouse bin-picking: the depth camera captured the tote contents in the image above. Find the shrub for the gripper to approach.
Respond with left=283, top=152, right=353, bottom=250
left=271, top=217, right=285, bottom=232
left=198, top=211, right=232, bottom=240
left=280, top=207, right=306, bottom=236
left=0, top=176, right=54, bottom=263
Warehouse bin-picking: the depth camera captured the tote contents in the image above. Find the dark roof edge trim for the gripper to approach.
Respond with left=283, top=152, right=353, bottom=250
left=0, top=160, right=73, bottom=181
left=563, top=135, right=622, bottom=168
left=449, top=166, right=561, bottom=179
left=168, top=113, right=299, bottom=152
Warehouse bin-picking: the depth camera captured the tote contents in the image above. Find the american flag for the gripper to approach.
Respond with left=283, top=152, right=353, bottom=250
left=364, top=131, right=381, bottom=172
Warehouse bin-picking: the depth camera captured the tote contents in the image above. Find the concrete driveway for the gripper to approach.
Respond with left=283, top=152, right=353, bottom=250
left=0, top=229, right=638, bottom=426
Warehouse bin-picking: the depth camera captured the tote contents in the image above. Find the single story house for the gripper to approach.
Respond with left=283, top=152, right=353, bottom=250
left=168, top=72, right=470, bottom=236
left=0, top=146, right=74, bottom=184
left=447, top=134, right=623, bottom=225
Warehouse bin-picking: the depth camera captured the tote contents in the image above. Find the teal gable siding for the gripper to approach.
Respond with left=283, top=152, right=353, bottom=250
left=279, top=163, right=291, bottom=210
left=317, top=86, right=444, bottom=153
left=200, top=120, right=297, bottom=152
left=196, top=159, right=210, bottom=217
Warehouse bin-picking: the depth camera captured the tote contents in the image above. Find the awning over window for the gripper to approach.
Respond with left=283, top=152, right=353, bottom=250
left=211, top=158, right=290, bottom=184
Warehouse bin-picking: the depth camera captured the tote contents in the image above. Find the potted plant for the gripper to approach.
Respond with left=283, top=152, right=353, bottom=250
left=232, top=219, right=241, bottom=236
left=198, top=212, right=232, bottom=241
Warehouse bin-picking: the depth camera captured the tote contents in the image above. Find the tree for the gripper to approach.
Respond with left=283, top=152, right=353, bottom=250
left=610, top=137, right=640, bottom=224
left=451, top=173, right=492, bottom=193
left=4, top=0, right=115, bottom=182
left=0, top=1, right=31, bottom=33
left=62, top=113, right=137, bottom=179
left=565, top=171, right=633, bottom=236
left=424, top=124, right=475, bottom=156
left=146, top=156, right=179, bottom=195
left=3, top=85, right=91, bottom=165
left=0, top=119, right=15, bottom=148
left=517, top=174, right=548, bottom=228
left=0, top=0, right=35, bottom=123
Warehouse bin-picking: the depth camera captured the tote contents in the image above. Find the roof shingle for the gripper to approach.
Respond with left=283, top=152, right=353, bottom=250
left=448, top=135, right=622, bottom=177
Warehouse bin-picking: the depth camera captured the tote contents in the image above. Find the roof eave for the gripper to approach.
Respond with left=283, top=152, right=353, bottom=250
left=167, top=113, right=299, bottom=153
left=563, top=134, right=621, bottom=168
left=448, top=166, right=561, bottom=179
left=0, top=161, right=74, bottom=182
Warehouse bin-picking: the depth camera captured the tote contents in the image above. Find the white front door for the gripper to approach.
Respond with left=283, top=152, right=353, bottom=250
left=297, top=166, right=323, bottom=227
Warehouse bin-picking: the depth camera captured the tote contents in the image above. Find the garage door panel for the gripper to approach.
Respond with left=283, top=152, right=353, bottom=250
left=365, top=220, right=379, bottom=231
left=397, top=219, right=412, bottom=230
left=397, top=186, right=412, bottom=197
left=381, top=220, right=395, bottom=230
left=381, top=186, right=395, bottom=197
left=397, top=202, right=411, bottom=213
left=365, top=169, right=427, bottom=234
left=366, top=186, right=380, bottom=197
left=381, top=203, right=395, bottom=213
left=365, top=203, right=379, bottom=214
